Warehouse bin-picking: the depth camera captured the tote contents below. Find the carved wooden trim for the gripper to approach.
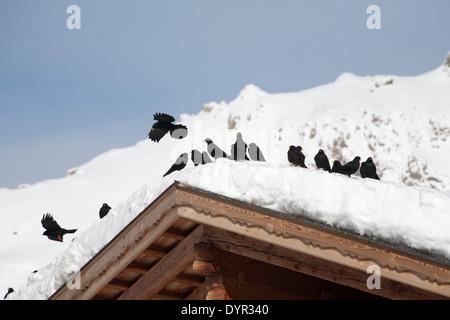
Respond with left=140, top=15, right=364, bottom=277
left=173, top=186, right=450, bottom=298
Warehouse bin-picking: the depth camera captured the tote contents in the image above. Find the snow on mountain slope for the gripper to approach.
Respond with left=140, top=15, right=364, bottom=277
left=2, top=53, right=450, bottom=298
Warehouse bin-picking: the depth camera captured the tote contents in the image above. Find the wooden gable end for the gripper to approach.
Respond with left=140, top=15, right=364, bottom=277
left=49, top=182, right=450, bottom=300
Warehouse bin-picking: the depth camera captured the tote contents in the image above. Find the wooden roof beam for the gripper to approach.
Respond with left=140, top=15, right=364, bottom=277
left=117, top=224, right=204, bottom=300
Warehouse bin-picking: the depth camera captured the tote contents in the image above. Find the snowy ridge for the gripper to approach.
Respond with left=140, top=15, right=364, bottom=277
left=2, top=54, right=450, bottom=299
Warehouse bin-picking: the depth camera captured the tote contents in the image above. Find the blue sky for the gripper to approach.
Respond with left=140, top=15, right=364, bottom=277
left=0, top=1, right=449, bottom=188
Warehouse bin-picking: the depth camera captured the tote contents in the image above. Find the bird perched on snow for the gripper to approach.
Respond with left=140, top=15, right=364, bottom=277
left=288, top=146, right=307, bottom=168
left=204, top=138, right=230, bottom=160
left=148, top=113, right=188, bottom=143
left=338, top=156, right=361, bottom=177
left=41, top=213, right=77, bottom=242
left=248, top=143, right=266, bottom=162
left=314, top=149, right=331, bottom=172
left=4, top=287, right=14, bottom=299
left=230, top=132, right=249, bottom=161
left=202, top=152, right=213, bottom=164
left=99, top=203, right=111, bottom=219
left=331, top=160, right=343, bottom=173
left=360, top=157, right=380, bottom=180
left=190, top=149, right=203, bottom=167
left=163, top=153, right=189, bottom=177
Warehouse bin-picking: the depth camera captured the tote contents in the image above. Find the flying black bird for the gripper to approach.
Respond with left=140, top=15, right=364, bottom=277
left=288, top=146, right=307, bottom=168
left=99, top=203, right=112, bottom=219
left=248, top=143, right=266, bottom=162
left=148, top=113, right=188, bottom=143
left=314, top=149, right=331, bottom=172
left=204, top=138, right=230, bottom=160
left=202, top=152, right=213, bottom=164
left=163, top=153, right=189, bottom=177
left=360, top=157, right=380, bottom=180
left=41, top=213, right=77, bottom=242
left=230, top=132, right=249, bottom=161
left=190, top=149, right=203, bottom=166
left=4, top=287, right=14, bottom=299
left=338, top=156, right=361, bottom=177
left=331, top=160, right=343, bottom=173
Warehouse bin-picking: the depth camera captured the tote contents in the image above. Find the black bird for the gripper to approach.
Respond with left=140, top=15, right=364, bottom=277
left=288, top=146, right=307, bottom=168
left=230, top=132, right=249, bottom=161
left=41, top=213, right=77, bottom=242
left=204, top=138, right=230, bottom=160
left=202, top=152, right=213, bottom=164
left=314, top=149, right=331, bottom=172
left=4, top=287, right=14, bottom=299
left=190, top=149, right=203, bottom=166
left=248, top=143, right=266, bottom=162
left=99, top=203, right=111, bottom=219
left=360, top=157, right=380, bottom=180
left=163, top=153, right=189, bottom=177
left=338, top=156, right=361, bottom=177
left=331, top=160, right=343, bottom=173
left=148, top=113, right=188, bottom=143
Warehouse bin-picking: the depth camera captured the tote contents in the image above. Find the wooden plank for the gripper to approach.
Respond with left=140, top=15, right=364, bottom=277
left=154, top=289, right=187, bottom=300
left=50, top=184, right=180, bottom=300
left=117, top=224, right=204, bottom=300
left=162, top=227, right=186, bottom=241
left=123, top=262, right=149, bottom=275
left=142, top=247, right=167, bottom=258
left=173, top=273, right=204, bottom=287
left=174, top=186, right=450, bottom=298
left=106, top=279, right=131, bottom=291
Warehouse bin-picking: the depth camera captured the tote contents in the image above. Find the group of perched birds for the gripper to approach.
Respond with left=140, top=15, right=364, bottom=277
left=149, top=112, right=380, bottom=180
left=288, top=146, right=380, bottom=180
left=147, top=113, right=266, bottom=177
left=162, top=134, right=266, bottom=177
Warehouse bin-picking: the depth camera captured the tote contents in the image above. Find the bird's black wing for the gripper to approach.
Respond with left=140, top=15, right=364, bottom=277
left=41, top=213, right=61, bottom=231
left=153, top=113, right=175, bottom=123
left=148, top=126, right=168, bottom=142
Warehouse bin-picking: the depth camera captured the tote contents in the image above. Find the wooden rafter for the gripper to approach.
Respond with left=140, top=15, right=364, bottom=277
left=117, top=225, right=204, bottom=300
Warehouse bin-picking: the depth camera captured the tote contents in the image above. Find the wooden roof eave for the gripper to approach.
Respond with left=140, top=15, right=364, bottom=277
left=49, top=181, right=450, bottom=300
left=173, top=183, right=450, bottom=299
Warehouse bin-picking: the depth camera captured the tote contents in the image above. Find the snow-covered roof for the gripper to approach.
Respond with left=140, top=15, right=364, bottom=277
left=8, top=160, right=450, bottom=299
